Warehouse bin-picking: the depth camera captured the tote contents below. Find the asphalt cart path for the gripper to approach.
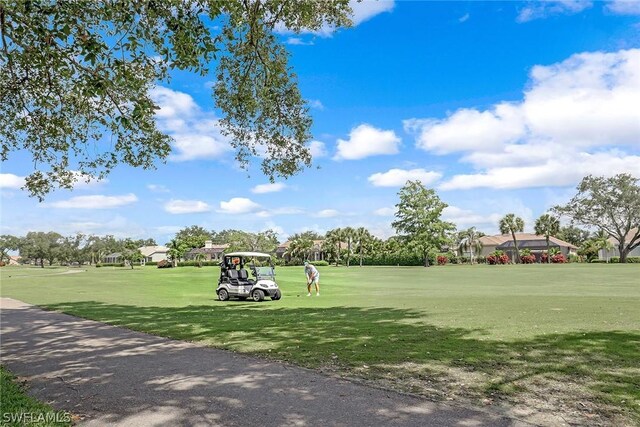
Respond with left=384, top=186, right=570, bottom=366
left=1, top=298, right=531, bottom=426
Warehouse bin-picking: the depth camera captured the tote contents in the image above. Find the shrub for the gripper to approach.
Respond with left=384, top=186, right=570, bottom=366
left=157, top=260, right=173, bottom=268
left=627, top=257, right=640, bottom=263
left=437, top=255, right=448, bottom=266
left=520, top=254, right=536, bottom=264
left=610, top=257, right=620, bottom=264
left=476, top=256, right=486, bottom=264
left=458, top=256, right=469, bottom=264
left=144, top=261, right=158, bottom=266
left=177, top=261, right=219, bottom=267
left=568, top=254, right=581, bottom=263
left=590, top=259, right=607, bottom=263
left=487, top=251, right=510, bottom=265
left=551, top=254, right=567, bottom=263
left=309, top=260, right=329, bottom=266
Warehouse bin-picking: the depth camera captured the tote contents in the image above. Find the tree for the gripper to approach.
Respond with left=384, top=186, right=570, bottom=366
left=342, top=226, right=356, bottom=267
left=19, top=231, right=62, bottom=267
left=175, top=226, right=213, bottom=250
left=285, top=235, right=313, bottom=263
left=557, top=225, right=590, bottom=247
left=166, top=238, right=189, bottom=267
left=0, top=234, right=20, bottom=264
left=457, top=227, right=483, bottom=264
left=554, top=174, right=640, bottom=263
left=1, top=1, right=352, bottom=199
left=499, top=214, right=525, bottom=264
left=323, top=228, right=343, bottom=266
left=534, top=214, right=560, bottom=264
left=121, top=240, right=143, bottom=269
left=354, top=227, right=372, bottom=267
left=392, top=181, right=455, bottom=267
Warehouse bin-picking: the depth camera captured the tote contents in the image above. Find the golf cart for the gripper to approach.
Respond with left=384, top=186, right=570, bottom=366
left=216, top=252, right=282, bottom=302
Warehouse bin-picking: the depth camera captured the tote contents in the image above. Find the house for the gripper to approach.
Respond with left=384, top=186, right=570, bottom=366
left=185, top=241, right=229, bottom=261
left=479, top=233, right=578, bottom=261
left=8, top=255, right=21, bottom=266
left=103, top=252, right=122, bottom=263
left=276, top=240, right=325, bottom=262
left=598, top=228, right=640, bottom=261
left=139, top=245, right=169, bottom=264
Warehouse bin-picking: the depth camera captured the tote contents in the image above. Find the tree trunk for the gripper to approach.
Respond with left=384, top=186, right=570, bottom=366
left=359, top=245, right=363, bottom=267
left=424, top=250, right=430, bottom=267
left=40, top=258, right=44, bottom=268
left=619, top=243, right=628, bottom=263
left=511, top=232, right=520, bottom=264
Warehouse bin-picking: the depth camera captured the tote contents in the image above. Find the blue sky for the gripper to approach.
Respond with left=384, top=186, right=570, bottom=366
left=2, top=1, right=640, bottom=244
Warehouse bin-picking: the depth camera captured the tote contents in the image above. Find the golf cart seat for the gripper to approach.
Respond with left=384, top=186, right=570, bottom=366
left=238, top=268, right=254, bottom=285
left=227, top=268, right=239, bottom=285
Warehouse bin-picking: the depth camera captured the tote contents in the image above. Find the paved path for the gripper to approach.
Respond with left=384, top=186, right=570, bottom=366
left=0, top=298, right=531, bottom=426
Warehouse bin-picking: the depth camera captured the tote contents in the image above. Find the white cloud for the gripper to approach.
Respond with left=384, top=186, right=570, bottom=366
left=150, top=86, right=230, bottom=161
left=47, top=193, right=138, bottom=209
left=309, top=99, right=324, bottom=110
left=315, top=209, right=340, bottom=218
left=404, top=103, right=525, bottom=154
left=286, top=37, right=314, bottom=46
left=276, top=0, right=394, bottom=37
left=368, top=168, right=443, bottom=187
left=309, top=140, right=327, bottom=158
left=516, top=1, right=592, bottom=23
left=606, top=0, right=640, bottom=15
left=251, top=182, right=286, bottom=194
left=373, top=207, right=395, bottom=216
left=256, top=207, right=304, bottom=218
left=459, top=13, right=470, bottom=23
left=442, top=206, right=503, bottom=229
left=219, top=197, right=261, bottom=214
left=334, top=124, right=401, bottom=160
left=0, top=173, right=25, bottom=189
left=406, top=49, right=640, bottom=190
left=164, top=199, right=211, bottom=214
left=147, top=184, right=170, bottom=193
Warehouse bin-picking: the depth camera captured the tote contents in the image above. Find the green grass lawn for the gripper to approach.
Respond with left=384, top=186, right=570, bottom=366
left=0, top=367, right=72, bottom=426
left=1, top=264, right=639, bottom=425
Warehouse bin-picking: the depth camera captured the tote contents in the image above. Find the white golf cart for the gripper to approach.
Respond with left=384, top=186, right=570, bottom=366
left=216, top=252, right=282, bottom=302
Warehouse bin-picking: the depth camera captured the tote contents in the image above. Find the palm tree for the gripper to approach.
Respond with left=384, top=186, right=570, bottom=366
left=499, top=213, right=525, bottom=264
left=167, top=239, right=188, bottom=267
left=324, top=228, right=343, bottom=266
left=458, top=227, right=483, bottom=264
left=534, top=214, right=560, bottom=264
left=354, top=227, right=372, bottom=267
left=342, top=226, right=356, bottom=267
left=194, top=253, right=206, bottom=268
left=285, top=236, right=313, bottom=263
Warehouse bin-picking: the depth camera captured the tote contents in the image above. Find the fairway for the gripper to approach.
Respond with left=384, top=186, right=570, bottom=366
left=1, top=264, right=639, bottom=425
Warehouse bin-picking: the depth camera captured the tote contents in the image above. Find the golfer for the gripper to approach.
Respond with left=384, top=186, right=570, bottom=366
left=304, top=261, right=320, bottom=296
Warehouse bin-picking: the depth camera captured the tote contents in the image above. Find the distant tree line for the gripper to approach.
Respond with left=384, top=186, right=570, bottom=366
left=3, top=174, right=637, bottom=267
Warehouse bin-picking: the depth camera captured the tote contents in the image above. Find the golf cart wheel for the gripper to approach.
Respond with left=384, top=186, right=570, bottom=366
left=272, top=290, right=282, bottom=300
left=252, top=289, right=265, bottom=302
left=218, top=289, right=229, bottom=301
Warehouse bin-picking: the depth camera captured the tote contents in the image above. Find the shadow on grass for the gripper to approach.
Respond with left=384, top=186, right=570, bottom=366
left=34, top=302, right=640, bottom=425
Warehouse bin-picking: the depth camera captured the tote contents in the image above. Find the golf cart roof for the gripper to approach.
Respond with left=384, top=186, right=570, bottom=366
left=224, top=252, right=272, bottom=258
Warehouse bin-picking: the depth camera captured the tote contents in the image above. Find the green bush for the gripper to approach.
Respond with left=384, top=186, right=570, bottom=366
left=308, top=260, right=329, bottom=266
left=610, top=256, right=640, bottom=263
left=144, top=261, right=158, bottom=266
left=568, top=254, right=581, bottom=263
left=177, top=261, right=219, bottom=267
left=590, top=259, right=607, bottom=263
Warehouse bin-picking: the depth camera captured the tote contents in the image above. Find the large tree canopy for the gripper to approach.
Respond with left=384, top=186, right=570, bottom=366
left=392, top=180, right=454, bottom=267
left=0, top=0, right=351, bottom=199
left=553, top=174, right=640, bottom=263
